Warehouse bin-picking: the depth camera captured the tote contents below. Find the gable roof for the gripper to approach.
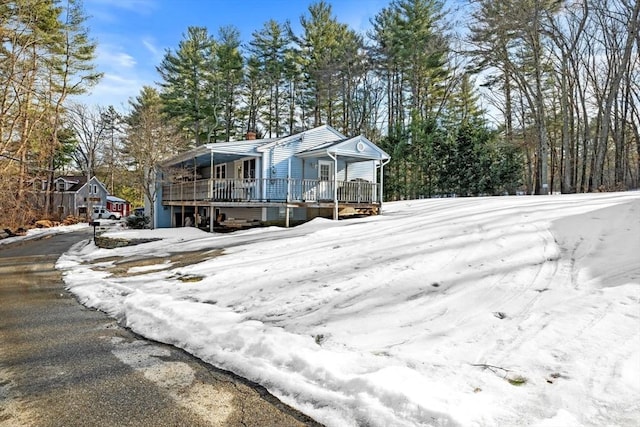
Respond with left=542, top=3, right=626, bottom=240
left=55, top=175, right=87, bottom=192
left=160, top=125, right=390, bottom=167
left=256, top=125, right=346, bottom=152
left=297, top=135, right=390, bottom=162
left=107, top=195, right=128, bottom=203
left=55, top=175, right=108, bottom=193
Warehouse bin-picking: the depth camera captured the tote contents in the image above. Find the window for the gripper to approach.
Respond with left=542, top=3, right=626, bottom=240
left=319, top=163, right=331, bottom=181
left=243, top=159, right=256, bottom=179
left=92, top=184, right=98, bottom=194
left=56, top=180, right=66, bottom=191
left=215, top=164, right=226, bottom=179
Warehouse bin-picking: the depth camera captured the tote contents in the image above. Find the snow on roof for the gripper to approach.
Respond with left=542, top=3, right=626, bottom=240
left=107, top=195, right=127, bottom=203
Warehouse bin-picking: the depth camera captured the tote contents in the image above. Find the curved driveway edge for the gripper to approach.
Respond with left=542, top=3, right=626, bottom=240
left=0, top=231, right=320, bottom=427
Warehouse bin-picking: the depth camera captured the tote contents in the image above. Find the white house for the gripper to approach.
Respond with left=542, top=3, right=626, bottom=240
left=152, top=125, right=391, bottom=230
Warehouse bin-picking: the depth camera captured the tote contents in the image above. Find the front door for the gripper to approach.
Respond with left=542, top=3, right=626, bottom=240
left=318, top=160, right=334, bottom=201
left=234, top=160, right=244, bottom=179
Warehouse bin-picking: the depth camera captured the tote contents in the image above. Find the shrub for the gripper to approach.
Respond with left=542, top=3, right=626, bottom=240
left=126, top=214, right=150, bottom=229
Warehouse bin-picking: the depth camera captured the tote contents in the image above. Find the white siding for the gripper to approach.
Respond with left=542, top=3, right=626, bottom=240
left=332, top=137, right=381, bottom=159
left=271, top=136, right=300, bottom=178
left=271, top=128, right=344, bottom=180
left=344, top=161, right=377, bottom=183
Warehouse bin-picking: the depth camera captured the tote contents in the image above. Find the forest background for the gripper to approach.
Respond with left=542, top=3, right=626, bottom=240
left=1, top=0, right=638, bottom=228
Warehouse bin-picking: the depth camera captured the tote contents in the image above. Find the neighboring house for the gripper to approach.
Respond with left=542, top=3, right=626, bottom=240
left=52, top=176, right=109, bottom=219
left=152, top=125, right=391, bottom=229
left=107, top=195, right=131, bottom=217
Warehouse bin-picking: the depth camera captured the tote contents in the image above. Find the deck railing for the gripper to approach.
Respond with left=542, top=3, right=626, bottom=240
left=162, top=178, right=379, bottom=204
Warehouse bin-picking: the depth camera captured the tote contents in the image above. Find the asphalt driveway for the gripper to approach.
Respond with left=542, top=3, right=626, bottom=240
left=0, top=230, right=319, bottom=427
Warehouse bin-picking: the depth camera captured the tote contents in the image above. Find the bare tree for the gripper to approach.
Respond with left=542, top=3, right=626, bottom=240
left=124, top=86, right=189, bottom=227
left=66, top=103, right=108, bottom=179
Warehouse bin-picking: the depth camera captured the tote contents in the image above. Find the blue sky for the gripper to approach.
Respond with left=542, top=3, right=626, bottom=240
left=79, top=0, right=391, bottom=110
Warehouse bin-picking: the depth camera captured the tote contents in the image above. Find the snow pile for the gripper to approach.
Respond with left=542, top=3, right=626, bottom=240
left=0, top=222, right=89, bottom=245
left=57, top=192, right=640, bottom=426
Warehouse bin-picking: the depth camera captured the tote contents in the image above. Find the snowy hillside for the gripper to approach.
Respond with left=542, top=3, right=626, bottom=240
left=57, top=192, right=640, bottom=426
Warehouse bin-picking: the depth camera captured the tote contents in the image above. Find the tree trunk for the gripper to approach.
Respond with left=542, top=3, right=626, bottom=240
left=592, top=0, right=640, bottom=189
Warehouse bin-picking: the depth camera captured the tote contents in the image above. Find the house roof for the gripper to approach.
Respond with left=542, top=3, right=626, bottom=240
left=256, top=125, right=345, bottom=152
left=55, top=175, right=108, bottom=193
left=55, top=175, right=87, bottom=192
left=160, top=125, right=390, bottom=167
left=107, top=195, right=128, bottom=203
left=160, top=138, right=277, bottom=168
left=297, top=135, right=391, bottom=162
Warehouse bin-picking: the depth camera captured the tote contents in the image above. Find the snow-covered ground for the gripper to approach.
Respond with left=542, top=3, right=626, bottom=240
left=56, top=192, right=640, bottom=426
left=0, top=223, right=89, bottom=245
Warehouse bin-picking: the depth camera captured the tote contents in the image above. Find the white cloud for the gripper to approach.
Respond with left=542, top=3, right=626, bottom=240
left=74, top=72, right=156, bottom=110
left=78, top=44, right=146, bottom=108
left=97, top=45, right=137, bottom=69
left=142, top=37, right=163, bottom=60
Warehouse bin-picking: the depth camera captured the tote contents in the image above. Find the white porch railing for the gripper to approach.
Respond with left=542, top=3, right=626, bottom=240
left=162, top=178, right=380, bottom=203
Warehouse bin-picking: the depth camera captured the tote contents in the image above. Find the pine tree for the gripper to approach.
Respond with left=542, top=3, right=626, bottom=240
left=248, top=19, right=293, bottom=137
left=216, top=26, right=244, bottom=142
left=157, top=26, right=217, bottom=145
left=296, top=1, right=351, bottom=128
left=369, top=0, right=450, bottom=200
left=242, top=54, right=266, bottom=137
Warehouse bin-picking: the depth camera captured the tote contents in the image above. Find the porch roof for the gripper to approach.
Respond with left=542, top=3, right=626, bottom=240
left=296, top=135, right=390, bottom=163
left=160, top=138, right=276, bottom=168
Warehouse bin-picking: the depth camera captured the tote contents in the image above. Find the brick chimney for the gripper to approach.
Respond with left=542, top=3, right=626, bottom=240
left=246, top=131, right=256, bottom=140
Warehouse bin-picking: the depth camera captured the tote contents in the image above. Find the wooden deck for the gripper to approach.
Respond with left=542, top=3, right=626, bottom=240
left=161, top=178, right=380, bottom=206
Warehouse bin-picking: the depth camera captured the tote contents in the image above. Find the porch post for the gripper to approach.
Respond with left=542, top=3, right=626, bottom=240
left=286, top=158, right=291, bottom=202
left=193, top=157, right=196, bottom=203
left=379, top=159, right=387, bottom=213
left=209, top=203, right=215, bottom=233
left=331, top=154, right=338, bottom=220
left=209, top=150, right=214, bottom=199
left=285, top=204, right=290, bottom=228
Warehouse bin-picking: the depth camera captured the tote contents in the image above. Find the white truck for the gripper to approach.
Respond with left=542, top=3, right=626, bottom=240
left=91, top=206, right=121, bottom=220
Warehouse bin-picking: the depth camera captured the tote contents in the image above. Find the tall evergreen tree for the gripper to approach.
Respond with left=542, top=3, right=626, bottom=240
left=369, top=0, right=450, bottom=200
left=216, top=26, right=244, bottom=141
left=157, top=26, right=217, bottom=145
left=296, top=1, right=351, bottom=128
left=242, top=54, right=266, bottom=137
left=248, top=19, right=293, bottom=137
